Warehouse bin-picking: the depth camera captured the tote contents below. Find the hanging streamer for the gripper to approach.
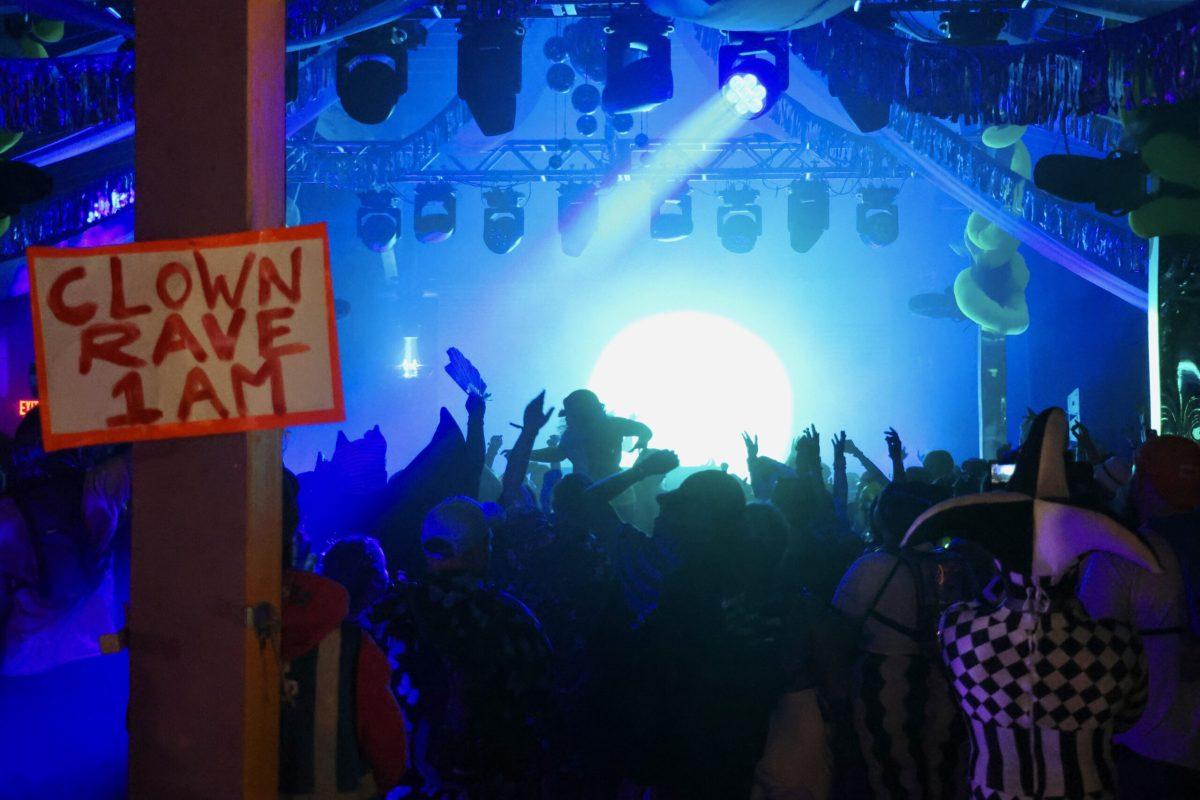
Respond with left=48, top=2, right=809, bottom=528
left=791, top=6, right=1200, bottom=131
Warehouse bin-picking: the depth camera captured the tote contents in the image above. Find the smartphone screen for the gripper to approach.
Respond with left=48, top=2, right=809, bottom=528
left=990, top=462, right=1016, bottom=485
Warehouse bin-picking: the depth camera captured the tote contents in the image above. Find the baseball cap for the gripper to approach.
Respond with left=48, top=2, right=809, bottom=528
left=559, top=389, right=603, bottom=417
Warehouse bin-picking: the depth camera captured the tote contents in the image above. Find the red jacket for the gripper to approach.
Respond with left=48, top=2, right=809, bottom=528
left=282, top=570, right=408, bottom=794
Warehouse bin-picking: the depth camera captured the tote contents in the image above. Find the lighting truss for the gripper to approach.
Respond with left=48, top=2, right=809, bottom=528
left=286, top=135, right=910, bottom=189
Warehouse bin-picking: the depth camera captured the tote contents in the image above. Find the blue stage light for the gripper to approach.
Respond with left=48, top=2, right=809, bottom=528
left=718, top=32, right=789, bottom=120
left=722, top=73, right=768, bottom=117
left=601, top=10, right=674, bottom=115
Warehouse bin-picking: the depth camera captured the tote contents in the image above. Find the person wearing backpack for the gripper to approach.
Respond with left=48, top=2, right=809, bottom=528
left=1079, top=434, right=1200, bottom=799
left=369, top=495, right=552, bottom=799
left=831, top=480, right=990, bottom=800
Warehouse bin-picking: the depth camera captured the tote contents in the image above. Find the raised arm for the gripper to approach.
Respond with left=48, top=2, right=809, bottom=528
left=613, top=417, right=653, bottom=451
left=584, top=449, right=679, bottom=507
left=843, top=438, right=889, bottom=487
left=501, top=392, right=555, bottom=507
left=794, top=425, right=822, bottom=481
left=484, top=434, right=504, bottom=471
left=884, top=427, right=906, bottom=483
left=528, top=445, right=566, bottom=464
left=831, top=431, right=849, bottom=523
left=465, top=392, right=486, bottom=494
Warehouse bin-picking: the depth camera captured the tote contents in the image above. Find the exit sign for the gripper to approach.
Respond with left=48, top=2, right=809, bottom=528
left=18, top=399, right=39, bottom=416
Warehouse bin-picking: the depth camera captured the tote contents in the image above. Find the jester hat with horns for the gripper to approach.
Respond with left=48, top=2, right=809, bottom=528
left=901, top=408, right=1161, bottom=581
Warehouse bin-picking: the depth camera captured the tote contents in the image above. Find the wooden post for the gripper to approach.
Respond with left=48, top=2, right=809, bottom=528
left=129, top=2, right=285, bottom=798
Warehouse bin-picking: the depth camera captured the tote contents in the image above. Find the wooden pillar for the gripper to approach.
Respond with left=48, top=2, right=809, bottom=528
left=130, top=2, right=285, bottom=798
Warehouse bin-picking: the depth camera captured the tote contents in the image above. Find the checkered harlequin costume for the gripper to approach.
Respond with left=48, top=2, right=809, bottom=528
left=942, top=572, right=1147, bottom=799
left=904, top=409, right=1162, bottom=800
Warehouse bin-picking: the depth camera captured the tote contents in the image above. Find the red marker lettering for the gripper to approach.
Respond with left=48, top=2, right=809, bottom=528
left=155, top=261, right=193, bottom=310
left=195, top=249, right=254, bottom=310
left=106, top=371, right=163, bottom=427
left=201, top=309, right=246, bottom=361
left=256, top=307, right=310, bottom=361
left=231, top=357, right=287, bottom=416
left=257, top=247, right=302, bottom=306
left=80, top=323, right=144, bottom=375
left=177, top=366, right=229, bottom=421
left=109, top=256, right=151, bottom=320
left=151, top=313, right=208, bottom=366
left=47, top=266, right=97, bottom=326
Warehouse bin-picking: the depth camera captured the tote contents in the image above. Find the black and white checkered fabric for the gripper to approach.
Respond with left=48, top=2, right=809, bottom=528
left=940, top=572, right=1147, bottom=800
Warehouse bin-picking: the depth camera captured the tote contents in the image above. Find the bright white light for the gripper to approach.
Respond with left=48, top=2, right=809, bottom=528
left=722, top=73, right=768, bottom=117
left=398, top=336, right=422, bottom=379
left=588, top=311, right=793, bottom=474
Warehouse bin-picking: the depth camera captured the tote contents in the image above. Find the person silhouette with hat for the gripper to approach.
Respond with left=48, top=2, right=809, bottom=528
left=530, top=389, right=652, bottom=481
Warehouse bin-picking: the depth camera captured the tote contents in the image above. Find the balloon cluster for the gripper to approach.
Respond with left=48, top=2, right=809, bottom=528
left=1, top=15, right=63, bottom=238
left=953, top=125, right=1031, bottom=337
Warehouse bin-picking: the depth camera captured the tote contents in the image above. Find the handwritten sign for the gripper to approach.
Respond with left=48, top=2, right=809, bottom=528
left=28, top=224, right=344, bottom=450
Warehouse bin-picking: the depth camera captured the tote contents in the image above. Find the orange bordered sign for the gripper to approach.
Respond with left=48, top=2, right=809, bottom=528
left=28, top=223, right=344, bottom=451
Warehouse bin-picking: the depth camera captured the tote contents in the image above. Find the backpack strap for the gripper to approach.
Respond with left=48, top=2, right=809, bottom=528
left=853, top=553, right=915, bottom=643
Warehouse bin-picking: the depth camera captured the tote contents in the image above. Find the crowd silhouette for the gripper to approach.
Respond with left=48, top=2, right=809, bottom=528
left=2, top=381, right=1199, bottom=800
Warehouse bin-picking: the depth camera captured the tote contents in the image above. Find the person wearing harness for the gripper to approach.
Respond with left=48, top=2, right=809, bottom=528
left=832, top=480, right=988, bottom=800
left=902, top=408, right=1160, bottom=800
left=369, top=496, right=552, bottom=798
left=1078, top=435, right=1200, bottom=798
left=279, top=471, right=409, bottom=800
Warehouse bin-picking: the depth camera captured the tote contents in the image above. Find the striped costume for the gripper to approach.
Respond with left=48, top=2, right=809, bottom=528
left=941, top=572, right=1148, bottom=800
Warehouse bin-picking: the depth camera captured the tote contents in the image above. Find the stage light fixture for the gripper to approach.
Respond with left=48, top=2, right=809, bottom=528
left=856, top=186, right=900, bottom=248
left=357, top=191, right=402, bottom=253
left=611, top=113, right=635, bottom=134
left=717, top=185, right=762, bottom=254
left=576, top=115, right=599, bottom=137
left=572, top=84, right=601, bottom=114
left=543, top=35, right=568, bottom=63
left=458, top=17, right=525, bottom=136
left=601, top=10, right=674, bottom=115
left=787, top=178, right=830, bottom=254
left=651, top=186, right=693, bottom=242
left=558, top=183, right=599, bottom=258
left=336, top=24, right=423, bottom=125
left=547, top=62, right=575, bottom=93
left=482, top=187, right=525, bottom=255
left=718, top=31, right=789, bottom=120
left=414, top=182, right=457, bottom=244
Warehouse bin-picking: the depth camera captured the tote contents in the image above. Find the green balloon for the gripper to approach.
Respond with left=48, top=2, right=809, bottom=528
left=19, top=36, right=49, bottom=59
left=0, top=130, right=23, bottom=155
left=981, top=125, right=1027, bottom=149
left=31, top=18, right=65, bottom=44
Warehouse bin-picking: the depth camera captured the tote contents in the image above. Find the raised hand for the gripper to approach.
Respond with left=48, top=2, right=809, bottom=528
left=795, top=424, right=821, bottom=475
left=885, top=427, right=906, bottom=461
left=636, top=448, right=680, bottom=477
left=486, top=434, right=503, bottom=453
left=831, top=430, right=847, bottom=462
left=465, top=391, right=485, bottom=418
left=520, top=391, right=554, bottom=433
left=742, top=432, right=759, bottom=461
